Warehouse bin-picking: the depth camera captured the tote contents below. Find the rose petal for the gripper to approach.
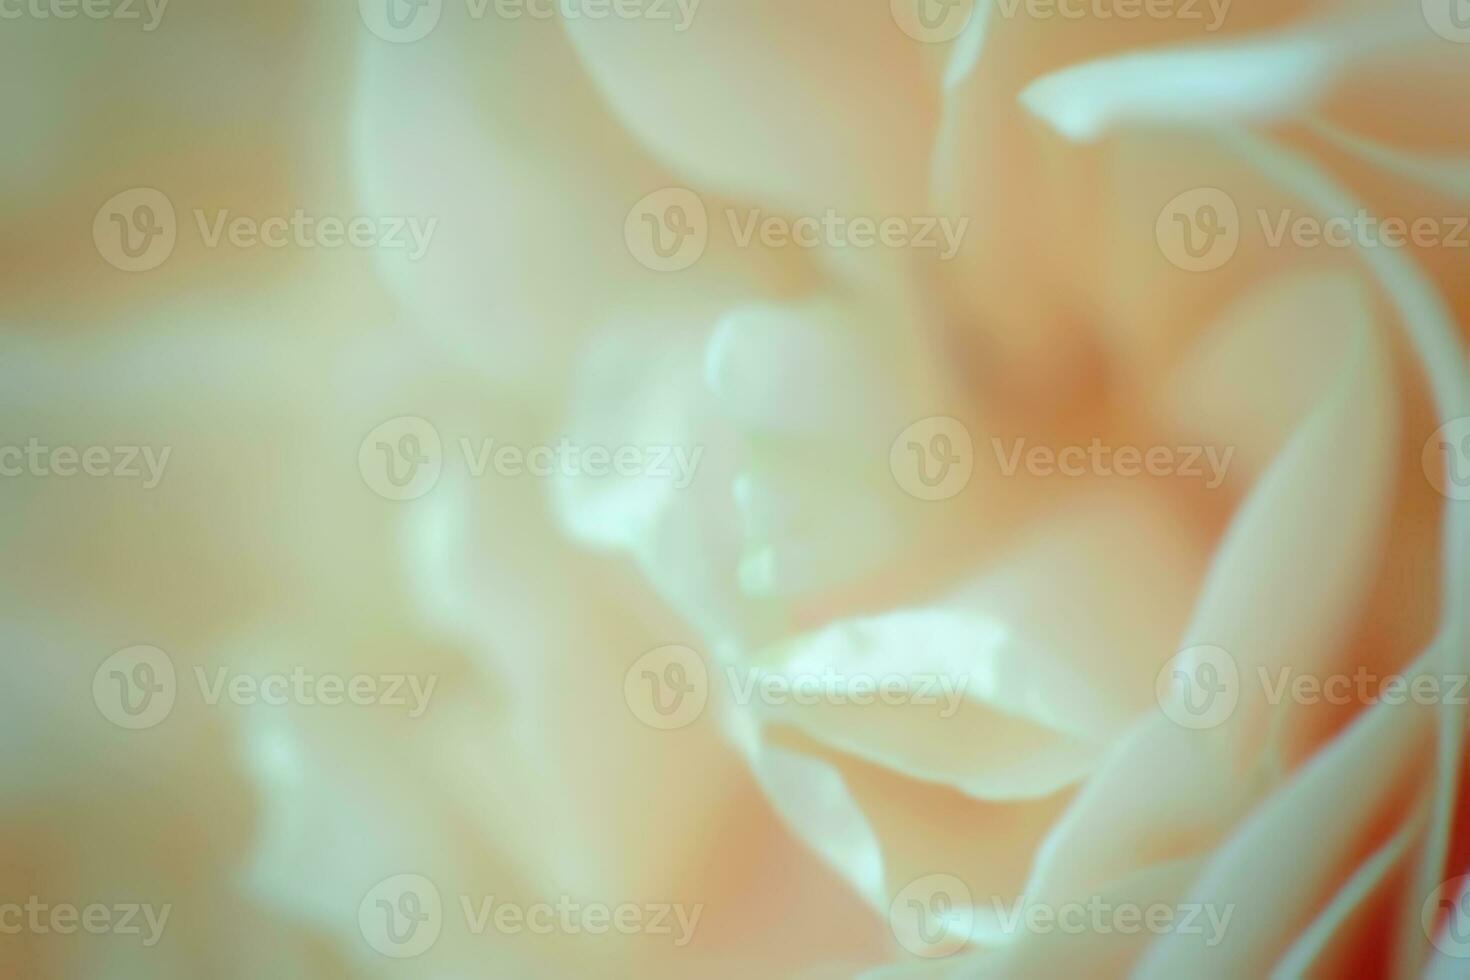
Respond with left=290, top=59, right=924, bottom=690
left=561, top=1, right=935, bottom=215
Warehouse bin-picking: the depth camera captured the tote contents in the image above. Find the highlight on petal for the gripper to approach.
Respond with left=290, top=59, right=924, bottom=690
left=741, top=735, right=889, bottom=913
left=1019, top=16, right=1424, bottom=143
left=704, top=299, right=907, bottom=441
left=740, top=489, right=1204, bottom=801
left=1304, top=117, right=1470, bottom=199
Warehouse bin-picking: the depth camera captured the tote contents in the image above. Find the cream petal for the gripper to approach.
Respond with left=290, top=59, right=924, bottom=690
left=550, top=294, right=947, bottom=629
left=545, top=315, right=780, bottom=645
left=706, top=296, right=952, bottom=602
left=744, top=489, right=1204, bottom=801
left=0, top=6, right=345, bottom=317
left=351, top=26, right=625, bottom=394
left=241, top=702, right=549, bottom=977
left=748, top=606, right=1102, bottom=801
left=403, top=470, right=755, bottom=901
left=1304, top=117, right=1470, bottom=197
left=1271, top=819, right=1420, bottom=977
left=928, top=0, right=1339, bottom=391
left=550, top=321, right=721, bottom=552
left=1176, top=299, right=1396, bottom=742
left=1151, top=127, right=1468, bottom=978
left=865, top=861, right=1200, bottom=978
left=1021, top=303, right=1397, bottom=912
left=1296, top=115, right=1470, bottom=357
left=0, top=304, right=454, bottom=645
left=352, top=19, right=782, bottom=398
left=1018, top=15, right=1425, bottom=143
left=1021, top=716, right=1249, bottom=910
left=1135, top=667, right=1440, bottom=977
left=741, top=736, right=889, bottom=913
left=767, top=732, right=1077, bottom=953
left=1310, top=36, right=1470, bottom=158
left=732, top=461, right=904, bottom=601
left=1153, top=268, right=1378, bottom=485
left=1423, top=876, right=1470, bottom=980
left=560, top=1, right=936, bottom=215
left=705, top=299, right=908, bottom=440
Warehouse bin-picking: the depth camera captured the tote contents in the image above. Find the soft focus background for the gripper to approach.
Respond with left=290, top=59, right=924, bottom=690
left=1, top=1, right=1468, bottom=977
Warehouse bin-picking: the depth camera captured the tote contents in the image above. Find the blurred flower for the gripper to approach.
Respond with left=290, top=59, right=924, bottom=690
left=1, top=0, right=1467, bottom=977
